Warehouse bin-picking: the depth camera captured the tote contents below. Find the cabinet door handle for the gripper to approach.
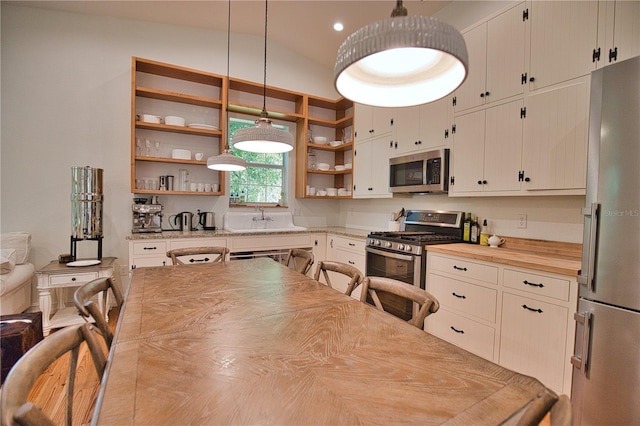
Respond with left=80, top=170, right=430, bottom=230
left=348, top=260, right=355, bottom=265
left=522, top=304, right=543, bottom=313
left=453, top=265, right=467, bottom=271
left=348, top=242, right=355, bottom=247
left=523, top=280, right=544, bottom=288
left=452, top=292, right=466, bottom=299
left=71, top=277, right=76, bottom=282
left=450, top=326, right=465, bottom=334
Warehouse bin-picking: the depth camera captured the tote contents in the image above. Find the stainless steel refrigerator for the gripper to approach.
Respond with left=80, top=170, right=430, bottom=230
left=571, top=55, right=640, bottom=425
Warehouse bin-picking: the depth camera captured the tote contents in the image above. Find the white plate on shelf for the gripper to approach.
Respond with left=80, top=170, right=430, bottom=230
left=66, top=259, right=101, bottom=267
left=188, top=123, right=218, bottom=130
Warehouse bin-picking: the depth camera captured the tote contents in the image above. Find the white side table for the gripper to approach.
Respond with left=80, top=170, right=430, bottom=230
left=35, top=257, right=117, bottom=336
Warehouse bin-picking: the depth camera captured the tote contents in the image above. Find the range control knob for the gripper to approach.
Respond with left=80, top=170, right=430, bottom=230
left=398, top=244, right=405, bottom=251
left=385, top=241, right=392, bottom=248
left=405, top=245, right=412, bottom=252
left=374, top=240, right=381, bottom=246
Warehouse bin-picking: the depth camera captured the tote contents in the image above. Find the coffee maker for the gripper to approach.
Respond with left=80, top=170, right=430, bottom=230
left=132, top=198, right=163, bottom=233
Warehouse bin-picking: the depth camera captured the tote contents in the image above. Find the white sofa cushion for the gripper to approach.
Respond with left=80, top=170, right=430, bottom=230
left=0, top=233, right=31, bottom=265
left=0, top=263, right=34, bottom=296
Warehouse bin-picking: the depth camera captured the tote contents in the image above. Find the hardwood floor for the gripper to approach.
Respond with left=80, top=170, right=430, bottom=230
left=14, top=308, right=119, bottom=425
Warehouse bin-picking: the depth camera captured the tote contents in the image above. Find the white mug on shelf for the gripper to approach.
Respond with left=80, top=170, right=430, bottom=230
left=195, top=152, right=204, bottom=161
left=204, top=183, right=212, bottom=192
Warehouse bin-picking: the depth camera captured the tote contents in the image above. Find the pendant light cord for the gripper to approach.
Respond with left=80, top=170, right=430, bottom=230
left=261, top=0, right=268, bottom=117
left=225, top=0, right=231, bottom=150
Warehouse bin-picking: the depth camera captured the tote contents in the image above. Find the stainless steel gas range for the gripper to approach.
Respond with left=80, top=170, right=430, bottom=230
left=365, top=210, right=464, bottom=321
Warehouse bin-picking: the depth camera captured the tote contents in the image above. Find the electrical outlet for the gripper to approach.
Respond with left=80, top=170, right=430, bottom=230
left=518, top=213, right=527, bottom=229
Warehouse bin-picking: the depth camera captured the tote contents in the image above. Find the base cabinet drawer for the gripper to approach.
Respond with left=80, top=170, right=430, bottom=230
left=429, top=254, right=498, bottom=285
left=503, top=268, right=570, bottom=301
left=429, top=273, right=497, bottom=323
left=426, top=308, right=496, bottom=361
left=132, top=241, right=167, bottom=256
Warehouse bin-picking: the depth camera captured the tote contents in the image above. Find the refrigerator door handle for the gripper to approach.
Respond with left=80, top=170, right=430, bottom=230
left=571, top=310, right=592, bottom=373
left=577, top=202, right=599, bottom=291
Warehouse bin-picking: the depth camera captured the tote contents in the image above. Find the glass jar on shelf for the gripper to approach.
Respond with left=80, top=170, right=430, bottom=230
left=308, top=148, right=317, bottom=170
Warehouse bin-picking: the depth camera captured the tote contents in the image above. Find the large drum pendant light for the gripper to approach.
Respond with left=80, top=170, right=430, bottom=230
left=207, top=0, right=247, bottom=172
left=334, top=0, right=468, bottom=108
left=232, top=0, right=294, bottom=154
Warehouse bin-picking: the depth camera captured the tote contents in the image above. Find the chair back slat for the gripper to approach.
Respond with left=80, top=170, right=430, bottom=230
left=73, top=277, right=123, bottom=348
left=360, top=276, right=440, bottom=329
left=285, top=249, right=314, bottom=275
left=166, top=246, right=229, bottom=265
left=313, top=260, right=364, bottom=296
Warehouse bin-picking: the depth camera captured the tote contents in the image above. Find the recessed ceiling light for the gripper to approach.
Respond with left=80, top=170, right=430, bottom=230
left=333, top=22, right=344, bottom=32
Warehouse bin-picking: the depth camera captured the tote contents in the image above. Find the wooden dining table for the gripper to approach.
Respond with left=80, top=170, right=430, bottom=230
left=93, top=258, right=546, bottom=425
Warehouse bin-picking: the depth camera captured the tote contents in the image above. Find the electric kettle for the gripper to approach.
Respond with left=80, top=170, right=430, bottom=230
left=198, top=211, right=215, bottom=230
left=171, top=211, right=194, bottom=231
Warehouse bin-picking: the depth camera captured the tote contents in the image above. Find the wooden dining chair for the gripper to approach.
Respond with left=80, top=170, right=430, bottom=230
left=166, top=246, right=229, bottom=265
left=73, top=276, right=124, bottom=348
left=512, top=387, right=562, bottom=426
left=313, top=260, right=364, bottom=296
left=285, top=248, right=314, bottom=275
left=0, top=323, right=107, bottom=426
left=360, top=276, right=440, bottom=329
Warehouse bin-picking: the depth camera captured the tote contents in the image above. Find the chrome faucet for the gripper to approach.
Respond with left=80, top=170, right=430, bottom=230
left=253, top=207, right=272, bottom=221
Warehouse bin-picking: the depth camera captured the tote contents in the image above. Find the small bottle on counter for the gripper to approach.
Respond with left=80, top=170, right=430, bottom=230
left=463, top=212, right=472, bottom=242
left=470, top=215, right=479, bottom=244
left=480, top=219, right=490, bottom=246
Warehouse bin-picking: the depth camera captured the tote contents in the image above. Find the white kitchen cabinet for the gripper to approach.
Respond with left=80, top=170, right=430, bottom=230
left=326, top=234, right=366, bottom=300
left=426, top=254, right=499, bottom=361
left=500, top=292, right=570, bottom=395
left=353, top=103, right=395, bottom=143
left=425, top=252, right=578, bottom=395
left=450, top=99, right=524, bottom=195
left=392, top=97, right=452, bottom=156
left=129, top=240, right=168, bottom=268
left=453, top=3, right=526, bottom=113
left=595, top=0, right=640, bottom=68
left=528, top=1, right=599, bottom=91
left=522, top=76, right=589, bottom=192
left=353, top=135, right=393, bottom=198
left=129, top=237, right=230, bottom=268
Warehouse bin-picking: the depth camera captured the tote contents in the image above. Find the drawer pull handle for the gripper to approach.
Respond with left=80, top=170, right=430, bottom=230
left=523, top=280, right=544, bottom=288
left=453, top=266, right=467, bottom=271
left=71, top=277, right=76, bottom=282
left=522, top=304, right=543, bottom=313
left=348, top=243, right=355, bottom=246
left=143, top=246, right=157, bottom=251
left=189, top=258, right=209, bottom=263
left=348, top=260, right=355, bottom=265
left=450, top=326, right=465, bottom=334
left=452, top=292, right=466, bottom=299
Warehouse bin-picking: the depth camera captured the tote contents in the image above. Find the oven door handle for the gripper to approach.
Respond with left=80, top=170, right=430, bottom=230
left=366, top=247, right=416, bottom=261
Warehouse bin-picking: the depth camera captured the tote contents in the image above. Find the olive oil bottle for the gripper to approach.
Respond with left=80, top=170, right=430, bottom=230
left=463, top=212, right=472, bottom=242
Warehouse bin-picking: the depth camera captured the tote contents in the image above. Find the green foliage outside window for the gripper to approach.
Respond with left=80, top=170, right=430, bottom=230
left=228, top=119, right=288, bottom=204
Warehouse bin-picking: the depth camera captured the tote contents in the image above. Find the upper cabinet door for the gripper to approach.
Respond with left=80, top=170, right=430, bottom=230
left=486, top=2, right=526, bottom=103
left=529, top=1, right=599, bottom=91
left=522, top=77, right=590, bottom=191
left=596, top=0, right=640, bottom=68
left=454, top=23, right=488, bottom=112
left=354, top=104, right=395, bottom=143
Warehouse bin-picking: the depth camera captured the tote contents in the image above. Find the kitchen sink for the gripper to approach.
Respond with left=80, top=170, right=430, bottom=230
left=223, top=211, right=307, bottom=233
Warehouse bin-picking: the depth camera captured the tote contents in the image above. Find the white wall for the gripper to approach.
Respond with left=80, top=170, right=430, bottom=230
left=0, top=3, right=341, bottom=280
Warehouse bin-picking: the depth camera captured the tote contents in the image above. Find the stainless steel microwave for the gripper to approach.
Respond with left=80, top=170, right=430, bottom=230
left=389, top=149, right=449, bottom=194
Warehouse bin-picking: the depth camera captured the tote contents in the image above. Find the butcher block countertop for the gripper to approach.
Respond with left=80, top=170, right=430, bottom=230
left=427, top=237, right=582, bottom=277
